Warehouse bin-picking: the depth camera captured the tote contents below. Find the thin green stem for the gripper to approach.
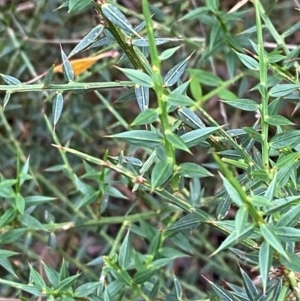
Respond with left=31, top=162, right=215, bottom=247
left=0, top=81, right=133, bottom=93
left=142, top=0, right=177, bottom=187
left=254, top=0, right=270, bottom=171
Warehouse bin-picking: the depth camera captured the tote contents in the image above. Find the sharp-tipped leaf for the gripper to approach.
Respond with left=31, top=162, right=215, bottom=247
left=259, top=241, right=272, bottom=294
left=69, top=25, right=104, bottom=57
left=60, top=45, right=74, bottom=81
left=177, top=107, right=206, bottom=129
left=101, top=3, right=141, bottom=37
left=178, top=162, right=212, bottom=178
left=107, top=130, right=162, bottom=148
left=68, top=0, right=91, bottom=12
left=52, top=92, right=64, bottom=127
left=222, top=98, right=259, bottom=111
left=181, top=127, right=219, bottom=147
left=1, top=74, right=21, bottom=85
left=164, top=54, right=192, bottom=87
left=151, top=160, right=173, bottom=189
left=270, top=130, right=300, bottom=149
left=131, top=109, right=158, bottom=126
left=135, top=85, right=149, bottom=111
left=234, top=51, right=259, bottom=70
left=269, top=84, right=298, bottom=97
left=260, top=224, right=288, bottom=259
left=117, top=68, right=153, bottom=87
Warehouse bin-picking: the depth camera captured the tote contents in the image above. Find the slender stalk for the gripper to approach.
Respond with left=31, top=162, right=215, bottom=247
left=254, top=0, right=269, bottom=171
left=0, top=81, right=133, bottom=93
left=142, top=0, right=176, bottom=186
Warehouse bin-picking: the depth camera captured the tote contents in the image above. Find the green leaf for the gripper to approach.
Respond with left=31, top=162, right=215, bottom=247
left=15, top=193, right=25, bottom=215
left=269, top=84, right=298, bottom=97
left=189, top=76, right=202, bottom=100
left=75, top=190, right=99, bottom=211
left=132, top=38, right=180, bottom=47
left=151, top=257, right=175, bottom=269
left=259, top=241, right=272, bottom=294
left=211, top=224, right=255, bottom=256
left=174, top=274, right=182, bottom=300
left=149, top=279, right=160, bottom=300
left=60, top=45, right=74, bottom=82
left=165, top=213, right=200, bottom=233
left=159, top=45, right=181, bottom=60
left=221, top=175, right=243, bottom=207
left=69, top=25, right=104, bottom=57
left=264, top=174, right=277, bottom=201
left=149, top=232, right=161, bottom=257
left=171, top=233, right=194, bottom=253
left=0, top=278, right=42, bottom=295
left=179, top=7, right=210, bottom=21
left=243, top=127, right=262, bottom=142
left=133, top=269, right=157, bottom=284
left=18, top=214, right=48, bottom=231
left=116, top=87, right=136, bottom=103
left=267, top=53, right=286, bottom=63
left=275, top=227, right=300, bottom=242
left=177, top=107, right=206, bottom=129
left=222, top=98, right=259, bottom=111
left=280, top=251, right=300, bottom=273
left=43, top=64, right=55, bottom=87
left=270, top=130, right=300, bottom=149
left=68, top=0, right=91, bottom=12
left=53, top=93, right=64, bottom=127
left=107, top=130, right=162, bottom=148
left=75, top=282, right=101, bottom=297
left=240, top=267, right=258, bottom=299
left=164, top=54, right=192, bottom=87
left=188, top=69, right=222, bottom=87
left=151, top=159, right=173, bottom=189
left=101, top=3, right=141, bottom=37
left=234, top=51, right=259, bottom=70
left=177, top=107, right=206, bottom=130
left=0, top=250, right=18, bottom=258
left=118, top=230, right=131, bottom=270
left=259, top=224, right=288, bottom=259
left=205, top=276, right=238, bottom=301
left=0, top=229, right=26, bottom=244
left=135, top=85, right=149, bottom=111
left=0, top=73, right=21, bottom=85
left=206, top=0, right=219, bottom=11
left=167, top=93, right=195, bottom=107
left=165, top=131, right=190, bottom=153
left=275, top=152, right=300, bottom=169
left=178, top=162, right=213, bottom=178
left=24, top=195, right=56, bottom=206
left=117, top=68, right=153, bottom=87
left=56, top=274, right=81, bottom=291
left=0, top=258, right=17, bottom=277
left=29, top=265, right=46, bottom=289
left=181, top=127, right=219, bottom=147
left=43, top=263, right=60, bottom=287
left=159, top=247, right=189, bottom=259
left=3, top=92, right=11, bottom=108
left=131, top=109, right=158, bottom=126
left=264, top=196, right=300, bottom=214
left=235, top=206, right=248, bottom=237
left=266, top=114, right=294, bottom=126
left=0, top=208, right=17, bottom=227
left=109, top=155, right=143, bottom=167
left=277, top=204, right=300, bottom=227
left=216, top=196, right=231, bottom=220
left=91, top=36, right=112, bottom=48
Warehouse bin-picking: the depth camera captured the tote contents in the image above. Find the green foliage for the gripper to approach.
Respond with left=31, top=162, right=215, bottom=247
left=1, top=0, right=300, bottom=300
